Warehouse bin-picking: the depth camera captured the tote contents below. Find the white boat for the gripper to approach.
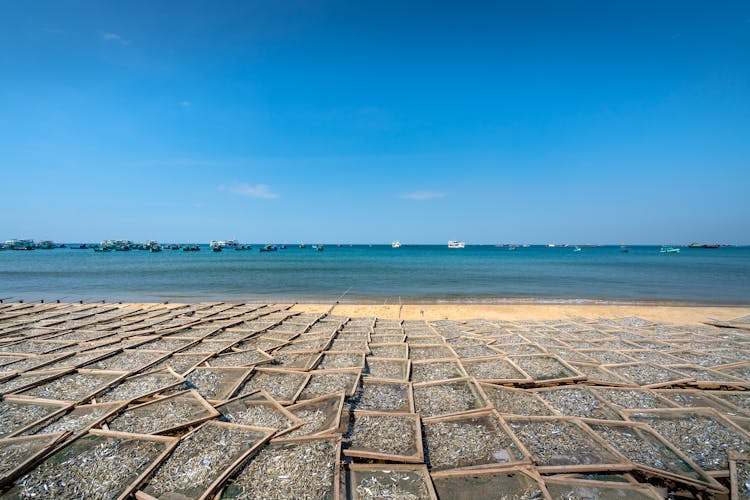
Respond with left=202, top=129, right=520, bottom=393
left=391, top=241, right=401, bottom=248
left=547, top=244, right=556, bottom=248
left=224, top=239, right=237, bottom=249
left=448, top=240, right=465, bottom=249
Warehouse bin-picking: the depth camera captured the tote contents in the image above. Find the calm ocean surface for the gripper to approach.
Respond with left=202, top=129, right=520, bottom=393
left=1, top=245, right=749, bottom=304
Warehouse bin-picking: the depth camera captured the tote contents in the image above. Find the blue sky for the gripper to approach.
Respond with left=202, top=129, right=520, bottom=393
left=1, top=1, right=748, bottom=244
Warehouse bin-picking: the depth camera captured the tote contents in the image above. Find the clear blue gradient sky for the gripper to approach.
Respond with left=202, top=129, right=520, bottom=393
left=1, top=1, right=748, bottom=244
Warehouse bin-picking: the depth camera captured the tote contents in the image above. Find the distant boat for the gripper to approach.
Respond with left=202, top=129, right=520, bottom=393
left=392, top=241, right=402, bottom=248
left=279, top=244, right=287, bottom=249
left=660, top=246, right=680, bottom=254
left=259, top=244, right=277, bottom=252
left=620, top=242, right=629, bottom=253
left=508, top=245, right=517, bottom=251
left=547, top=244, right=556, bottom=248
left=299, top=243, right=306, bottom=249
left=573, top=246, right=582, bottom=252
left=209, top=241, right=222, bottom=252
left=448, top=240, right=465, bottom=249
left=235, top=244, right=252, bottom=250
left=313, top=244, right=324, bottom=251
left=183, top=244, right=200, bottom=251
left=37, top=240, right=56, bottom=250
left=150, top=244, right=162, bottom=252
left=5, top=239, right=35, bottom=250
left=688, top=242, right=720, bottom=249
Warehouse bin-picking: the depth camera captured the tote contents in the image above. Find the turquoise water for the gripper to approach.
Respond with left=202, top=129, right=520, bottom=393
left=1, top=245, right=749, bottom=304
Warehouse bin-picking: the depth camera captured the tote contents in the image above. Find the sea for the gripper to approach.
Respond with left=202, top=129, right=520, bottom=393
left=1, top=245, right=749, bottom=305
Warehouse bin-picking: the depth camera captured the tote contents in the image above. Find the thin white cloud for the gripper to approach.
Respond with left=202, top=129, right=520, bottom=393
left=101, top=32, right=129, bottom=45
left=226, top=183, right=279, bottom=199
left=400, top=191, right=445, bottom=200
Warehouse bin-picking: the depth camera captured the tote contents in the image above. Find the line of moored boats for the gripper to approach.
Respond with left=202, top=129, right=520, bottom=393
left=1, top=239, right=733, bottom=253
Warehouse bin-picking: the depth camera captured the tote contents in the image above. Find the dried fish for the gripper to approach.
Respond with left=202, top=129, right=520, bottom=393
left=507, top=419, right=620, bottom=468
left=239, top=370, right=307, bottom=402
left=369, top=344, right=408, bottom=359
left=351, top=470, right=432, bottom=500
left=221, top=402, right=296, bottom=431
left=11, top=434, right=165, bottom=499
left=145, top=422, right=269, bottom=498
left=356, top=382, right=411, bottom=413
left=108, top=392, right=213, bottom=434
left=221, top=438, right=338, bottom=499
left=510, top=356, right=577, bottom=382
left=210, top=349, right=271, bottom=367
left=317, top=352, right=364, bottom=370
left=481, top=385, right=555, bottom=416
left=97, top=370, right=181, bottom=403
left=410, top=361, right=465, bottom=384
left=186, top=368, right=246, bottom=400
left=366, top=358, right=408, bottom=380
left=347, top=413, right=420, bottom=459
left=424, top=413, right=524, bottom=470
left=461, top=358, right=527, bottom=381
left=29, top=405, right=115, bottom=435
left=0, top=400, right=64, bottom=437
left=413, top=380, right=484, bottom=418
left=588, top=422, right=709, bottom=481
left=20, top=371, right=123, bottom=402
left=629, top=411, right=750, bottom=471
left=0, top=439, right=45, bottom=477
left=592, top=388, right=673, bottom=410
left=409, top=346, right=454, bottom=361
left=284, top=407, right=331, bottom=438
left=736, top=457, right=750, bottom=498
left=84, top=350, right=166, bottom=372
left=300, top=371, right=359, bottom=400
left=537, top=387, right=622, bottom=420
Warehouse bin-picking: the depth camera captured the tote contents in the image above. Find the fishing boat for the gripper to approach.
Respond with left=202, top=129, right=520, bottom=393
left=660, top=246, right=680, bottom=254
left=620, top=242, right=629, bottom=253
left=150, top=244, right=162, bottom=252
left=507, top=245, right=517, bottom=251
left=37, top=240, right=56, bottom=250
left=224, top=239, right=238, bottom=249
left=392, top=241, right=401, bottom=248
left=573, top=246, right=582, bottom=252
left=448, top=240, right=465, bottom=249
left=5, top=239, right=35, bottom=250
left=235, top=244, right=252, bottom=250
left=299, top=243, right=306, bottom=249
left=259, top=244, right=277, bottom=252
left=312, top=244, right=324, bottom=251
left=209, top=241, right=222, bottom=252
left=688, top=243, right=720, bottom=249
left=183, top=244, right=200, bottom=251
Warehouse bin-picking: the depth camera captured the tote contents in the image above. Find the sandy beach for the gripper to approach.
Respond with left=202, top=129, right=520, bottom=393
left=295, top=302, right=750, bottom=325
